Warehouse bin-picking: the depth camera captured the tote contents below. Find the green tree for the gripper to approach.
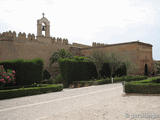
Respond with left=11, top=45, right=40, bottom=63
left=91, top=51, right=131, bottom=78
left=106, top=53, right=123, bottom=78
left=49, top=49, right=72, bottom=66
left=90, top=50, right=108, bottom=78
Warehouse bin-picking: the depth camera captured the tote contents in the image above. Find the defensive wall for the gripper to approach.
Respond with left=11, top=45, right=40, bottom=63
left=80, top=41, right=154, bottom=75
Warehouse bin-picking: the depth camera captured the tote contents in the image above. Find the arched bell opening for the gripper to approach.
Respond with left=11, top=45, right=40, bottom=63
left=41, top=22, right=46, bottom=36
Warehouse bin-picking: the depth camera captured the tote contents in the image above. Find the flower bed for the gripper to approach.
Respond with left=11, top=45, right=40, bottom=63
left=0, top=65, right=16, bottom=89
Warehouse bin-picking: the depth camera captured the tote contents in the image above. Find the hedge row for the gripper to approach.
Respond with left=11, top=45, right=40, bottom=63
left=72, top=76, right=147, bottom=87
left=124, top=77, right=160, bottom=94
left=0, top=59, right=43, bottom=85
left=114, top=75, right=147, bottom=83
left=0, top=84, right=63, bottom=100
left=72, top=79, right=110, bottom=87
left=59, top=57, right=98, bottom=87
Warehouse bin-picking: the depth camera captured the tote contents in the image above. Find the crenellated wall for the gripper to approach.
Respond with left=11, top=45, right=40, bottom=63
left=0, top=31, right=70, bottom=69
left=92, top=42, right=106, bottom=47
left=0, top=31, right=154, bottom=75
left=0, top=31, right=69, bottom=45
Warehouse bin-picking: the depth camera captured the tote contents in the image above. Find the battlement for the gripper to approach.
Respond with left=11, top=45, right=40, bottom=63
left=0, top=31, right=36, bottom=41
left=0, top=31, right=16, bottom=41
left=92, top=42, right=106, bottom=47
left=51, top=37, right=68, bottom=45
left=0, top=31, right=69, bottom=45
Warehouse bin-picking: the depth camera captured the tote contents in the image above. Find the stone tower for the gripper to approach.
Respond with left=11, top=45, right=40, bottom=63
left=37, top=13, right=50, bottom=37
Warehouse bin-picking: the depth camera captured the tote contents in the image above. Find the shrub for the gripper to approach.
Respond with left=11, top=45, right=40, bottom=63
left=59, top=56, right=97, bottom=87
left=124, top=77, right=160, bottom=94
left=0, top=84, right=63, bottom=100
left=53, top=74, right=63, bottom=84
left=43, top=69, right=51, bottom=80
left=0, top=59, right=44, bottom=85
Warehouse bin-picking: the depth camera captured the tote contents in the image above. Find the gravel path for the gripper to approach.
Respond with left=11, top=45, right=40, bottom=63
left=0, top=83, right=160, bottom=120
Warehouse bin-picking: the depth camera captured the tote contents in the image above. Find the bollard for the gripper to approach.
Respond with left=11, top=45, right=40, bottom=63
left=111, top=77, right=113, bottom=83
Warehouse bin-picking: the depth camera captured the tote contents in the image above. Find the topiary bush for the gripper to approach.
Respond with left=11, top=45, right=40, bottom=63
left=0, top=58, right=44, bottom=85
left=59, top=56, right=98, bottom=87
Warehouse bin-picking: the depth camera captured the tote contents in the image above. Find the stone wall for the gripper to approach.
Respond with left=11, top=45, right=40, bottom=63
left=72, top=42, right=91, bottom=48
left=0, top=31, right=70, bottom=68
left=80, top=41, right=154, bottom=75
left=0, top=31, right=154, bottom=75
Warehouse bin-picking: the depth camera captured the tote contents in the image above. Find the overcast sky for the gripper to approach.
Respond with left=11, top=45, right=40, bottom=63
left=0, top=0, right=159, bottom=60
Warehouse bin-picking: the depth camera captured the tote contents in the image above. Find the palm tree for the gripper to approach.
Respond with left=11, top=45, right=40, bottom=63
left=49, top=49, right=72, bottom=65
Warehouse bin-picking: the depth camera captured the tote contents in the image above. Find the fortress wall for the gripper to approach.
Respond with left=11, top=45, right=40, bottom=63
left=0, top=31, right=70, bottom=68
left=0, top=40, right=70, bottom=67
left=0, top=31, right=154, bottom=75
left=80, top=42, right=153, bottom=75
left=137, top=43, right=153, bottom=74
left=81, top=42, right=139, bottom=59
left=72, top=43, right=91, bottom=48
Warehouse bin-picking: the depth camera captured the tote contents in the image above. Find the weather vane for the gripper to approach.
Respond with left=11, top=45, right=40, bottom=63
left=42, top=13, right=45, bottom=18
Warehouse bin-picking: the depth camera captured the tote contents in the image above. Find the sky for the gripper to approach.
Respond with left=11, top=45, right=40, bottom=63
left=0, top=0, right=160, bottom=60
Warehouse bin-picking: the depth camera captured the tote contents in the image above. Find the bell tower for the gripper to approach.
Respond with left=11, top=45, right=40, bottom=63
left=37, top=13, right=50, bottom=37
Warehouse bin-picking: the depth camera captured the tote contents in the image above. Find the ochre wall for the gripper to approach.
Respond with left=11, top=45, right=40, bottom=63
left=0, top=31, right=154, bottom=75
left=80, top=42, right=154, bottom=75
left=0, top=40, right=70, bottom=68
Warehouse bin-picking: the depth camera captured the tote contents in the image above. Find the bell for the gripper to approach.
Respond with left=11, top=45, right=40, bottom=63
left=42, top=25, right=46, bottom=31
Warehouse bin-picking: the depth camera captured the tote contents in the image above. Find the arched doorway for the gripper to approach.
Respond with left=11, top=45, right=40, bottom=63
left=144, top=64, right=148, bottom=76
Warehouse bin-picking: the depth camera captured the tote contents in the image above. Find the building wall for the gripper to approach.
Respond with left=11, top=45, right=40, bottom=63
left=137, top=42, right=153, bottom=75
left=0, top=31, right=70, bottom=68
left=80, top=42, right=154, bottom=75
left=0, top=31, right=154, bottom=75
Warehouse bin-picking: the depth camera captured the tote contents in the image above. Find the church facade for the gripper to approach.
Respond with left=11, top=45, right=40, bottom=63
left=0, top=15, right=154, bottom=75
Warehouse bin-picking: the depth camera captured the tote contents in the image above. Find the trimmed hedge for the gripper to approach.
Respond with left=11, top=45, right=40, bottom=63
left=73, top=78, right=111, bottom=87
left=114, top=75, right=147, bottom=83
left=0, top=59, right=43, bottom=85
left=0, top=84, right=63, bottom=100
left=59, top=57, right=98, bottom=87
left=124, top=77, right=160, bottom=94
left=72, top=76, right=147, bottom=88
